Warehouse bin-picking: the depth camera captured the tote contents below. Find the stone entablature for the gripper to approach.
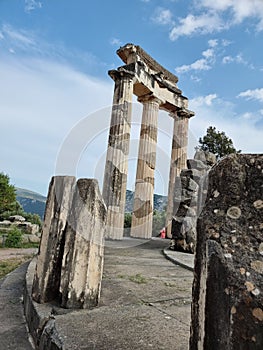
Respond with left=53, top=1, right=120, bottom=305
left=114, top=44, right=194, bottom=115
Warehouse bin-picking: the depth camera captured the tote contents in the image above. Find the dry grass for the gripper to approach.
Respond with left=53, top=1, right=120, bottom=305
left=0, top=256, right=31, bottom=279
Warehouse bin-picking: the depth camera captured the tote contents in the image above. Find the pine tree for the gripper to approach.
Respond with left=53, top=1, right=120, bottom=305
left=199, top=126, right=241, bottom=160
left=0, top=173, right=17, bottom=215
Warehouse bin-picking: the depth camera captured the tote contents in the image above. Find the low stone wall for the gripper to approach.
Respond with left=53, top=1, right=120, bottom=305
left=190, top=154, right=263, bottom=349
left=24, top=258, right=64, bottom=350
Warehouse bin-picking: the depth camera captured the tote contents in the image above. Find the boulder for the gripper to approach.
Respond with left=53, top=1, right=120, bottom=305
left=9, top=215, right=26, bottom=222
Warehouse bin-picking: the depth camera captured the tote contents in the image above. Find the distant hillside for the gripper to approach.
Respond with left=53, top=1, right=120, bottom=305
left=15, top=187, right=167, bottom=219
left=16, top=187, right=46, bottom=219
left=125, top=190, right=167, bottom=212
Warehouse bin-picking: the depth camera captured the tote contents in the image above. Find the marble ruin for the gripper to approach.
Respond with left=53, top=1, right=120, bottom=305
left=190, top=154, right=263, bottom=349
left=22, top=45, right=263, bottom=349
left=170, top=150, right=216, bottom=253
left=103, top=43, right=194, bottom=240
left=32, top=176, right=106, bottom=309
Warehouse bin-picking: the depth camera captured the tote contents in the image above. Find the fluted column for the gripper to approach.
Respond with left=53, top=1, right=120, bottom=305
left=166, top=111, right=189, bottom=237
left=130, top=95, right=161, bottom=239
left=103, top=69, right=134, bottom=239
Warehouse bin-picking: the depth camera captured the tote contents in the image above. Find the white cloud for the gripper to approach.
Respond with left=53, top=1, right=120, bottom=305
left=169, top=13, right=224, bottom=40
left=110, top=37, right=122, bottom=46
left=222, top=53, right=254, bottom=69
left=200, top=0, right=263, bottom=27
left=222, top=55, right=234, bottom=64
left=208, top=39, right=218, bottom=48
left=176, top=58, right=211, bottom=74
left=191, top=94, right=218, bottom=106
left=221, top=39, right=232, bottom=46
left=24, top=0, right=42, bottom=13
left=0, top=56, right=112, bottom=195
left=1, top=24, right=35, bottom=46
left=152, top=8, right=173, bottom=25
left=202, top=48, right=214, bottom=58
left=238, top=88, right=263, bottom=102
left=175, top=44, right=216, bottom=74
left=189, top=94, right=263, bottom=154
left=168, top=0, right=263, bottom=41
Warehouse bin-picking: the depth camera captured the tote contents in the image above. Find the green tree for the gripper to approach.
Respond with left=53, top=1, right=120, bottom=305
left=152, top=210, right=166, bottom=236
left=124, top=212, right=132, bottom=228
left=0, top=173, right=17, bottom=216
left=199, top=126, right=241, bottom=160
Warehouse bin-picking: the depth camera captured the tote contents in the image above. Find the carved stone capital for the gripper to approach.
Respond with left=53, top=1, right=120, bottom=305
left=108, top=67, right=135, bottom=82
left=138, top=93, right=163, bottom=105
left=170, top=108, right=194, bottom=119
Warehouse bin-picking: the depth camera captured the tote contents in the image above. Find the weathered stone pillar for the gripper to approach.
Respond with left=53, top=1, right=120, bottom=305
left=32, top=177, right=107, bottom=309
left=166, top=111, right=189, bottom=238
left=60, top=179, right=106, bottom=309
left=130, top=95, right=160, bottom=239
left=103, top=69, right=134, bottom=240
left=190, top=154, right=263, bottom=349
left=32, top=176, right=76, bottom=303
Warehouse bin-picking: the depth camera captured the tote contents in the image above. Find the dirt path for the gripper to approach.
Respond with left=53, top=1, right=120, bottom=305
left=0, top=248, right=38, bottom=260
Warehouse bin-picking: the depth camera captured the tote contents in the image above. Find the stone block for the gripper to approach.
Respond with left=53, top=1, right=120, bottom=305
left=194, top=150, right=217, bottom=166
left=180, top=169, right=204, bottom=183
left=187, top=158, right=209, bottom=171
left=190, top=154, right=263, bottom=349
left=32, top=176, right=76, bottom=303
left=32, top=177, right=107, bottom=310
left=60, top=179, right=107, bottom=309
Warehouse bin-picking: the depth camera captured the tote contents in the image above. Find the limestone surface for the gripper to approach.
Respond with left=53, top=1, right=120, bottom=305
left=170, top=151, right=214, bottom=253
left=190, top=154, right=263, bottom=349
left=32, top=176, right=107, bottom=310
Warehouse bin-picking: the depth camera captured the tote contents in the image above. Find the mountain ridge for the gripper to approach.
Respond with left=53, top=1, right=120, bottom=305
left=16, top=187, right=167, bottom=219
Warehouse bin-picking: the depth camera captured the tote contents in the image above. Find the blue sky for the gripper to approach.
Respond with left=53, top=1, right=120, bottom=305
left=1, top=0, right=263, bottom=196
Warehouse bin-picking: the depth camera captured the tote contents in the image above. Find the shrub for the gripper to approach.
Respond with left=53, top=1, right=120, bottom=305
left=5, top=227, right=23, bottom=248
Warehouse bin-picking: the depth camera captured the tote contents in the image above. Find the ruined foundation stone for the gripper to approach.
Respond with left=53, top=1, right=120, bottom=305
left=190, top=154, right=263, bottom=349
left=32, top=176, right=106, bottom=309
left=170, top=151, right=215, bottom=253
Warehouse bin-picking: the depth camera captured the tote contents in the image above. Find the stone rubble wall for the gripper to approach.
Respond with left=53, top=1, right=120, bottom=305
left=32, top=176, right=107, bottom=310
left=0, top=217, right=40, bottom=235
left=190, top=154, right=263, bottom=349
left=170, top=151, right=216, bottom=253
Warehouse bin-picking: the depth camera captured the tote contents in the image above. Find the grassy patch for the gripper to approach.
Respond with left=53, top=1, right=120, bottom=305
left=0, top=241, right=39, bottom=249
left=128, top=273, right=147, bottom=284
left=0, top=257, right=29, bottom=279
left=21, top=242, right=39, bottom=249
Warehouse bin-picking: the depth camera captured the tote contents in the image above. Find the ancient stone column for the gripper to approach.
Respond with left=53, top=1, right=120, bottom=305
left=60, top=179, right=107, bottom=309
left=166, top=111, right=189, bottom=238
left=32, top=176, right=76, bottom=303
left=190, top=154, right=263, bottom=350
left=130, top=95, right=160, bottom=239
left=103, top=69, right=134, bottom=240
